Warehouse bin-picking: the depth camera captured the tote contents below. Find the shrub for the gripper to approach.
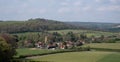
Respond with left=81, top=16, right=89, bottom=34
left=0, top=33, right=18, bottom=62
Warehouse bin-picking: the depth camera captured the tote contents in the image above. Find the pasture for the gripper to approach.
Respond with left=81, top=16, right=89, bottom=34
left=15, top=43, right=120, bottom=62
left=29, top=51, right=120, bottom=62
left=49, top=29, right=117, bottom=37
left=83, top=43, right=120, bottom=50
left=14, top=30, right=120, bottom=62
left=14, top=29, right=117, bottom=36
left=16, top=48, right=65, bottom=57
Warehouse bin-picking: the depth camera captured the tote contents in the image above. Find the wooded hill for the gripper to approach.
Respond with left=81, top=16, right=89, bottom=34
left=0, top=18, right=77, bottom=33
left=66, top=22, right=120, bottom=32
left=0, top=18, right=119, bottom=33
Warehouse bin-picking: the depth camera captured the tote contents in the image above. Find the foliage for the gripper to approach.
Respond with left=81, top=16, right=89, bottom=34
left=0, top=33, right=18, bottom=62
left=65, top=31, right=78, bottom=42
left=15, top=30, right=119, bottom=48
left=67, top=22, right=120, bottom=32
left=0, top=18, right=76, bottom=33
left=49, top=32, right=63, bottom=42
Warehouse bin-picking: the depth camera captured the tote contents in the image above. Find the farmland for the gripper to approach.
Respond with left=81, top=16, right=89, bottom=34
left=0, top=1, right=120, bottom=62
left=83, top=43, right=120, bottom=50
left=14, top=43, right=120, bottom=62
left=1, top=29, right=120, bottom=62
left=15, top=29, right=118, bottom=37
left=29, top=51, right=120, bottom=62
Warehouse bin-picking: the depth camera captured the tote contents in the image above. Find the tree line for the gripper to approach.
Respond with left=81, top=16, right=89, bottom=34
left=17, top=31, right=120, bottom=48
left=0, top=18, right=77, bottom=33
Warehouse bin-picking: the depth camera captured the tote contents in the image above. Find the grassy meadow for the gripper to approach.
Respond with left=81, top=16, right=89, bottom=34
left=16, top=48, right=67, bottom=57
left=14, top=29, right=118, bottom=37
left=83, top=43, right=120, bottom=50
left=48, top=29, right=117, bottom=37
left=15, top=43, right=120, bottom=62
left=30, top=51, right=120, bottom=62
left=14, top=30, right=120, bottom=62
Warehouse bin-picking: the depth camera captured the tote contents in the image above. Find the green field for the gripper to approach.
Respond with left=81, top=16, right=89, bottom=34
left=14, top=29, right=117, bottom=38
left=83, top=43, right=120, bottom=50
left=49, top=29, right=117, bottom=37
left=15, top=30, right=120, bottom=62
left=16, top=48, right=65, bottom=57
left=16, top=43, right=120, bottom=57
left=16, top=48, right=51, bottom=56
left=29, top=51, right=120, bottom=62
left=15, top=43, right=120, bottom=62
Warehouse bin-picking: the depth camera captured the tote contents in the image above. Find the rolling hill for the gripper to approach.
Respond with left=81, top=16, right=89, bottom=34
left=0, top=18, right=77, bottom=33
left=66, top=22, right=120, bottom=32
left=0, top=19, right=120, bottom=33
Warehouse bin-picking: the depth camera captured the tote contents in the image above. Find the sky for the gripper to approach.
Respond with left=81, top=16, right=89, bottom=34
left=0, top=0, right=120, bottom=23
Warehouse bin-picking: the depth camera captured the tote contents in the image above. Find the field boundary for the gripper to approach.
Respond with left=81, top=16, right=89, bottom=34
left=17, top=47, right=90, bottom=58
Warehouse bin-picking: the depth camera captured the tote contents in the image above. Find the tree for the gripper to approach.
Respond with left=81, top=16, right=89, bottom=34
left=66, top=32, right=77, bottom=42
left=0, top=33, right=18, bottom=62
left=99, top=35, right=105, bottom=42
left=0, top=18, right=76, bottom=33
left=49, top=32, right=63, bottom=42
left=80, top=33, right=87, bottom=40
left=90, top=35, right=95, bottom=43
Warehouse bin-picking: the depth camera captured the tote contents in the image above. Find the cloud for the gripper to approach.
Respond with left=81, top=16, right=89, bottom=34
left=58, top=7, right=71, bottom=13
left=109, top=0, right=118, bottom=3
left=65, top=0, right=71, bottom=2
left=60, top=0, right=82, bottom=6
left=28, top=8, right=47, bottom=14
left=73, top=1, right=82, bottom=6
left=60, top=2, right=69, bottom=6
left=97, top=5, right=120, bottom=11
left=37, top=9, right=47, bottom=14
left=95, top=0, right=102, bottom=3
left=82, top=6, right=91, bottom=11
left=0, top=0, right=120, bottom=22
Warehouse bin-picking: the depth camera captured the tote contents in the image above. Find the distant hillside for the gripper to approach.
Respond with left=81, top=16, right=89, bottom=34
left=0, top=19, right=119, bottom=33
left=66, top=22, right=120, bottom=32
left=0, top=18, right=77, bottom=33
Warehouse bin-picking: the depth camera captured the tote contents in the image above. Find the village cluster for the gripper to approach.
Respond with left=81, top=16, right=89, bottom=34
left=35, top=40, right=85, bottom=50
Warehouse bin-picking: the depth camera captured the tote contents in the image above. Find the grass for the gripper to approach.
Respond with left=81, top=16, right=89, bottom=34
left=16, top=48, right=60, bottom=57
left=16, top=48, right=79, bottom=58
left=14, top=29, right=117, bottom=37
left=83, top=43, right=120, bottom=50
left=16, top=47, right=90, bottom=58
left=98, top=53, right=120, bottom=62
left=16, top=43, right=120, bottom=57
left=15, top=43, right=120, bottom=62
left=49, top=29, right=116, bottom=37
left=13, top=29, right=120, bottom=62
left=30, top=51, right=120, bottom=62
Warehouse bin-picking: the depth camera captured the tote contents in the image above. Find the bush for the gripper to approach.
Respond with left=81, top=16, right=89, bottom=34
left=0, top=34, right=18, bottom=62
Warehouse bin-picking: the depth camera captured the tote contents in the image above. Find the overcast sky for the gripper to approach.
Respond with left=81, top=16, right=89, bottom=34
left=0, top=0, right=120, bottom=23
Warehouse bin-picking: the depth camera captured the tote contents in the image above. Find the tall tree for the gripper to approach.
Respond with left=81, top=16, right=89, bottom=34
left=66, top=31, right=77, bottom=42
left=0, top=33, right=18, bottom=62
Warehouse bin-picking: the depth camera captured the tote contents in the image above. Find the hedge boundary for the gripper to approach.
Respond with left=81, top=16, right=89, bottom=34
left=12, top=47, right=120, bottom=62
left=18, top=47, right=90, bottom=58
